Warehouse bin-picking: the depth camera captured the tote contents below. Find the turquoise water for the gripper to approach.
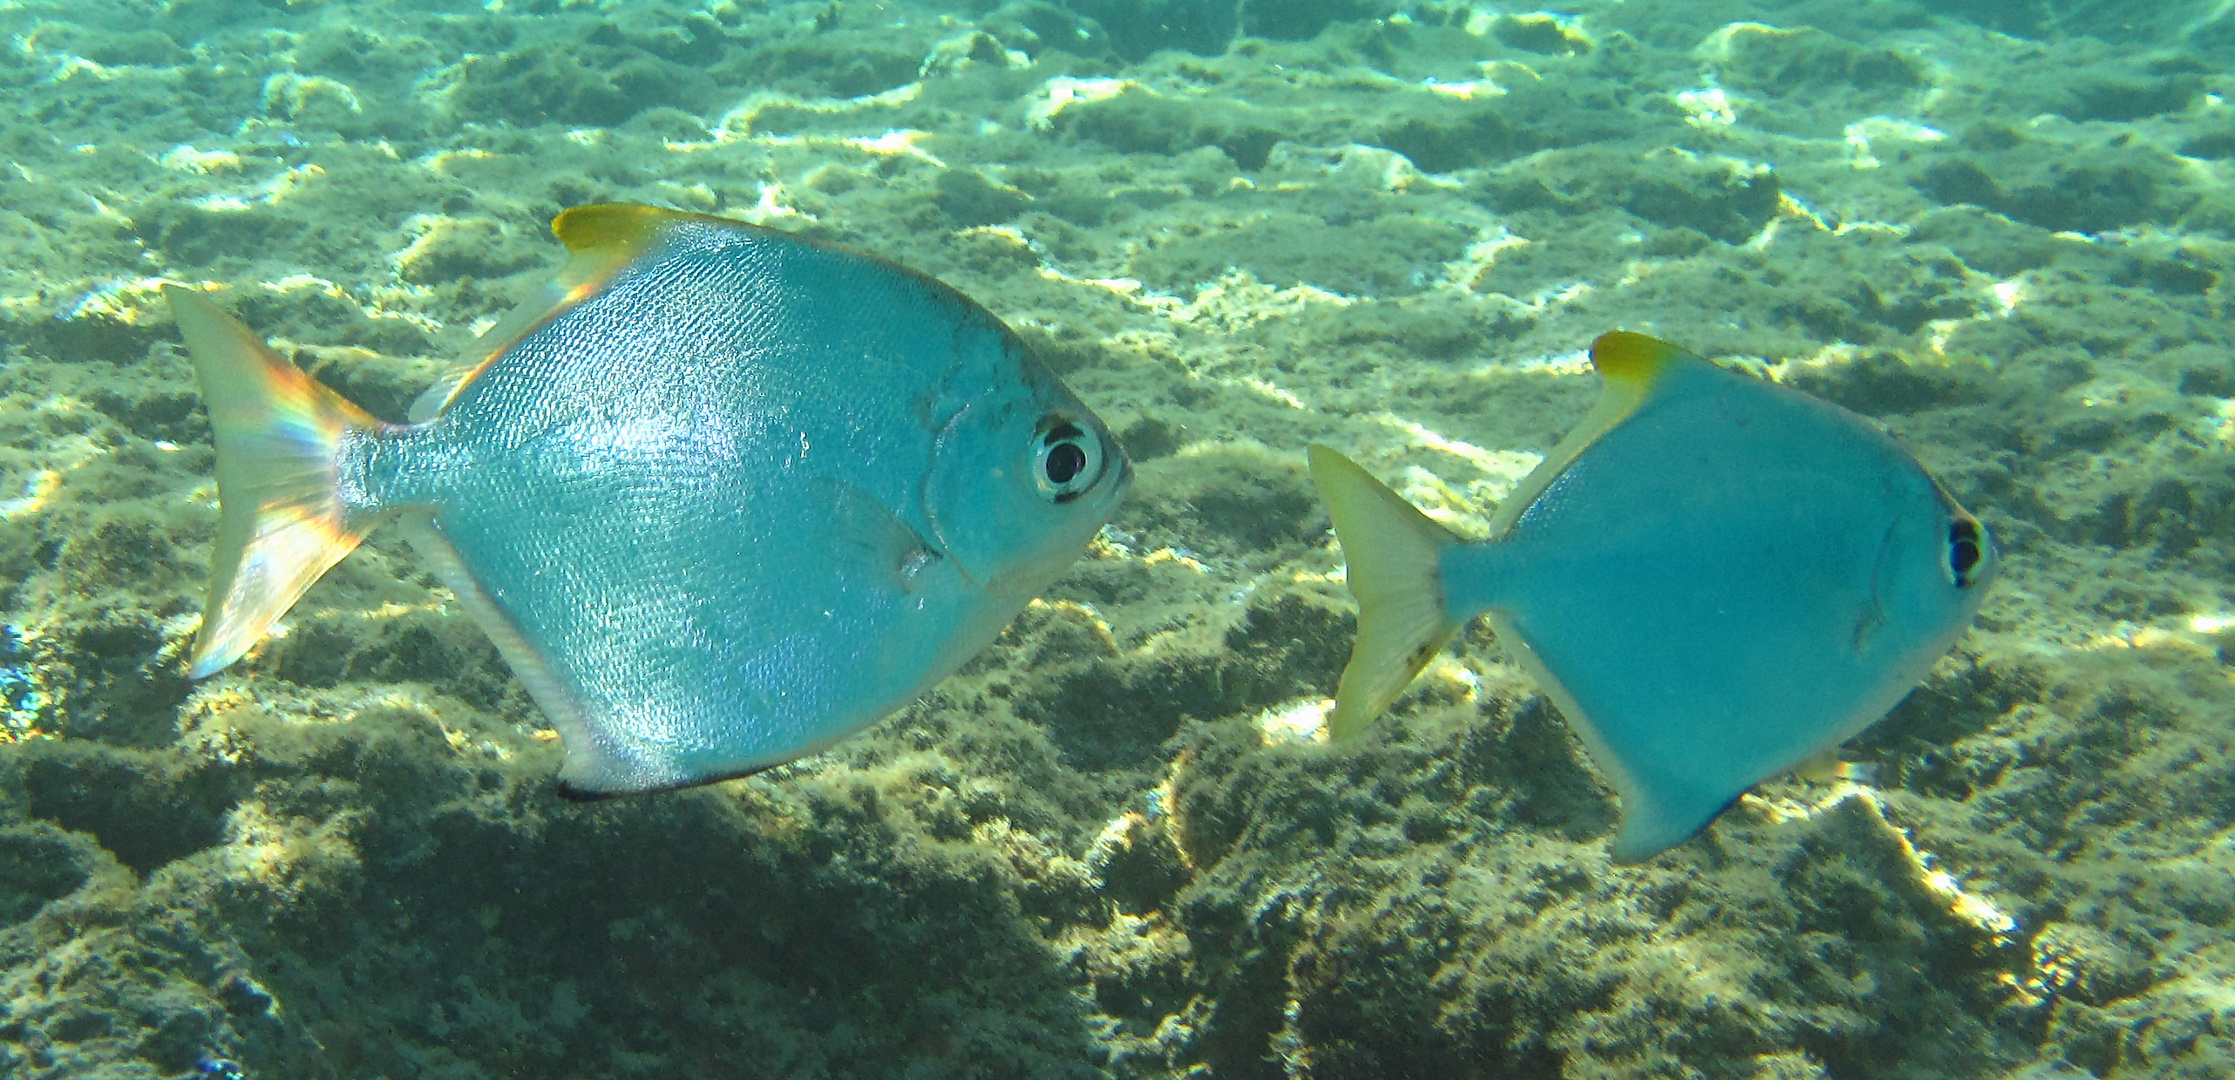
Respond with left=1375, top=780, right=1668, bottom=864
left=2, top=1, right=2233, bottom=1077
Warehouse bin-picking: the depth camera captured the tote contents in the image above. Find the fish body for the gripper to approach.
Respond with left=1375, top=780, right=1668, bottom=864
left=1310, top=332, right=1994, bottom=861
left=169, top=205, right=1129, bottom=796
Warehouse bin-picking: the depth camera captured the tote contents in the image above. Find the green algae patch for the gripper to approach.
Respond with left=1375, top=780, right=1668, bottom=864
left=1132, top=209, right=1477, bottom=298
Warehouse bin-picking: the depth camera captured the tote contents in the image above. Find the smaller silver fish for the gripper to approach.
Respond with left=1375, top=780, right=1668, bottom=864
left=1312, top=332, right=1995, bottom=861
left=169, top=204, right=1130, bottom=795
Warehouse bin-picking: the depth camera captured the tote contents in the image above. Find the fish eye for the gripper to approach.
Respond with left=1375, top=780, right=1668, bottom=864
left=1948, top=518, right=1984, bottom=588
left=1035, top=416, right=1104, bottom=503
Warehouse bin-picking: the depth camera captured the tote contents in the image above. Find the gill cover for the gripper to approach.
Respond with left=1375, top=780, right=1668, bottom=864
left=923, top=345, right=1125, bottom=594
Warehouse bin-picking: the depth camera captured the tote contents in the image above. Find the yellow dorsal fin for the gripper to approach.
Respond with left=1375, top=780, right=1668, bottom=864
left=1589, top=330, right=1691, bottom=388
left=1483, top=331, right=1700, bottom=537
left=410, top=204, right=712, bottom=422
left=551, top=203, right=724, bottom=253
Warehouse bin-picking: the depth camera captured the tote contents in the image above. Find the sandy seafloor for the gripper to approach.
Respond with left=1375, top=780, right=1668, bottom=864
left=2, top=0, right=2235, bottom=1076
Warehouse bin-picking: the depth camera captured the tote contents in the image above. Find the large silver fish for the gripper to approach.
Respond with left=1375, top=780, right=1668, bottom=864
left=167, top=204, right=1130, bottom=796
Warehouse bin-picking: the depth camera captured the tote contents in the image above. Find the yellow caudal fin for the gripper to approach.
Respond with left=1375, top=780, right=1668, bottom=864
left=1307, top=445, right=1464, bottom=741
left=166, top=285, right=390, bottom=677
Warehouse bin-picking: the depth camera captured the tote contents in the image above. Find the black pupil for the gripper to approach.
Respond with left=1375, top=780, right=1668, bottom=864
left=1949, top=521, right=1981, bottom=578
left=1045, top=441, right=1088, bottom=485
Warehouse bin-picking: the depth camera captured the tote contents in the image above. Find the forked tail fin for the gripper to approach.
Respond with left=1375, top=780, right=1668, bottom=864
left=165, top=285, right=391, bottom=677
left=1307, top=445, right=1463, bottom=741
